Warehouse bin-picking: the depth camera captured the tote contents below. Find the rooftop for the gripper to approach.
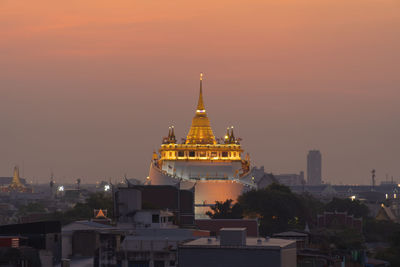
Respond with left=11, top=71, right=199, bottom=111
left=181, top=237, right=295, bottom=249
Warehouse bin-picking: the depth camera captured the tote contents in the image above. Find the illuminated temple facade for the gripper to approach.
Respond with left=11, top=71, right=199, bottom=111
left=148, top=74, right=256, bottom=215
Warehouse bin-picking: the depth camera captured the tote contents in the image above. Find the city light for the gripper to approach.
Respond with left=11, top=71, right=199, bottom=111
left=104, top=184, right=110, bottom=192
left=58, top=186, right=64, bottom=192
left=350, top=195, right=356, bottom=201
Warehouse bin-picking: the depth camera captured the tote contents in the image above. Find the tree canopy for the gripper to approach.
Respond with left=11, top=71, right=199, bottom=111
left=206, top=199, right=243, bottom=219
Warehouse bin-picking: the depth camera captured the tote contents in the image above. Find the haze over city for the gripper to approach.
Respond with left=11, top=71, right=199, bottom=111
left=1, top=0, right=399, bottom=184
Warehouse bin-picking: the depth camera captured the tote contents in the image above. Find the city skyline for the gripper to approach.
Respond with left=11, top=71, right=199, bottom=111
left=1, top=0, right=399, bottom=184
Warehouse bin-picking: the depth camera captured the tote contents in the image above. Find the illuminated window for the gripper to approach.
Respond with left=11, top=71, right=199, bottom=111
left=222, top=152, right=228, bottom=157
left=178, top=151, right=184, bottom=157
left=211, top=152, right=218, bottom=157
left=189, top=151, right=195, bottom=157
left=199, top=151, right=206, bottom=157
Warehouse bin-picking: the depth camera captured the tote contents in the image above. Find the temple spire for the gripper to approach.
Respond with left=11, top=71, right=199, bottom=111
left=196, top=73, right=205, bottom=112
left=170, top=126, right=176, bottom=143
left=186, top=73, right=216, bottom=144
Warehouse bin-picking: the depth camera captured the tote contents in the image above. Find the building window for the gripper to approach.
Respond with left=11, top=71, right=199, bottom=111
left=178, top=151, right=184, bottom=157
left=152, top=214, right=160, bottom=223
left=222, top=152, right=228, bottom=157
left=211, top=152, right=218, bottom=157
left=199, top=151, right=206, bottom=157
left=189, top=151, right=195, bottom=157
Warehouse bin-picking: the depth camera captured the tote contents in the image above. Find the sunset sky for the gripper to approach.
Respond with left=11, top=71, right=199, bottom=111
left=1, top=0, right=399, bottom=184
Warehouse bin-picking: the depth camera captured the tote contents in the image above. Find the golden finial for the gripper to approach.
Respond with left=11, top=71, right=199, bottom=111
left=197, top=73, right=205, bottom=111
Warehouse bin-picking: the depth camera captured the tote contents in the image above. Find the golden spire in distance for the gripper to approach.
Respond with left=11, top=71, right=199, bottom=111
left=10, top=166, right=24, bottom=189
left=186, top=73, right=216, bottom=144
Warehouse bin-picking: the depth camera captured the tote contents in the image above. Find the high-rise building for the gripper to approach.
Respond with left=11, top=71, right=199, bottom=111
left=307, top=150, right=322, bottom=185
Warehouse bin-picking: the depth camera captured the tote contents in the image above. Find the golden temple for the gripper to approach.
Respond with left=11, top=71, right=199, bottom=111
left=148, top=74, right=254, bottom=215
left=158, top=73, right=248, bottom=170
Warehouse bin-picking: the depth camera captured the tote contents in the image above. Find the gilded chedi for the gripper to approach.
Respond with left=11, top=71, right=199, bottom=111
left=148, top=74, right=255, bottom=216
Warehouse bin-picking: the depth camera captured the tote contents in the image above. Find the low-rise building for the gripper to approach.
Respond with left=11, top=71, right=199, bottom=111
left=195, top=219, right=258, bottom=237
left=317, top=211, right=362, bottom=231
left=178, top=228, right=296, bottom=267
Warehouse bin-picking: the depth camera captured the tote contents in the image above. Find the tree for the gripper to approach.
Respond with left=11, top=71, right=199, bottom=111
left=17, top=202, right=46, bottom=216
left=325, top=198, right=369, bottom=218
left=238, top=183, right=303, bottom=235
left=206, top=199, right=243, bottom=219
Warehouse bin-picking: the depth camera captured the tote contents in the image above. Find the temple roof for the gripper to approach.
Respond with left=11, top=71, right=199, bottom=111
left=185, top=73, right=216, bottom=145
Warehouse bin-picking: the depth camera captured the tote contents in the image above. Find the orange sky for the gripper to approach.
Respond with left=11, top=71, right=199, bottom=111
left=1, top=0, right=400, bottom=184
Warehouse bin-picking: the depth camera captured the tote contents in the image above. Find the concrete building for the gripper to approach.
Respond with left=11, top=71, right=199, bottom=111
left=0, top=221, right=61, bottom=265
left=114, top=185, right=195, bottom=227
left=317, top=211, right=362, bottom=231
left=179, top=228, right=296, bottom=267
left=307, top=150, right=322, bottom=185
left=117, top=228, right=207, bottom=267
left=275, top=172, right=305, bottom=186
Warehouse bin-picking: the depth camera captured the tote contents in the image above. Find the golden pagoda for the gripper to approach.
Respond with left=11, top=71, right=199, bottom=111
left=1, top=166, right=32, bottom=193
left=157, top=73, right=247, bottom=169
left=148, top=74, right=253, bottom=215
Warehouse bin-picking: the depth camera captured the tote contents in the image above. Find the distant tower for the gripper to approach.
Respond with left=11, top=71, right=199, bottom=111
left=371, top=169, right=376, bottom=191
left=307, top=150, right=322, bottom=185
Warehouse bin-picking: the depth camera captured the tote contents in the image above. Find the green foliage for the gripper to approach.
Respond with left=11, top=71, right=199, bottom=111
left=375, top=246, right=400, bottom=266
left=206, top=199, right=243, bottom=219
left=47, top=192, right=113, bottom=225
left=364, top=218, right=400, bottom=243
left=325, top=198, right=369, bottom=218
left=17, top=202, right=46, bottom=215
left=312, top=228, right=365, bottom=251
left=296, top=192, right=324, bottom=224
left=374, top=229, right=400, bottom=266
left=238, top=183, right=304, bottom=235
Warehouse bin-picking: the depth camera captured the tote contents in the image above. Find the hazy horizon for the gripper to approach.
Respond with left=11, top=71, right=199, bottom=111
left=1, top=0, right=399, bottom=184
